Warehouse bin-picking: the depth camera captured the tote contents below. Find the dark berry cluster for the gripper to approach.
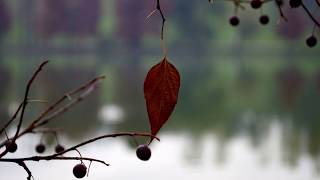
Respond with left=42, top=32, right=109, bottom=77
left=229, top=14, right=270, bottom=26
left=34, top=143, right=65, bottom=154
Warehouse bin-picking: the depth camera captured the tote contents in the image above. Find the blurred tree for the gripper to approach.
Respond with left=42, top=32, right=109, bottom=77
left=36, top=0, right=101, bottom=37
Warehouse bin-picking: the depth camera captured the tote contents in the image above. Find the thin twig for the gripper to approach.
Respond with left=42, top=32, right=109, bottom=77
left=31, top=75, right=105, bottom=127
left=0, top=132, right=158, bottom=179
left=35, top=85, right=97, bottom=127
left=0, top=99, right=48, bottom=136
left=0, top=76, right=105, bottom=150
left=14, top=61, right=49, bottom=139
left=0, top=61, right=49, bottom=158
left=274, top=0, right=287, bottom=21
left=0, top=132, right=159, bottom=163
left=17, top=161, right=33, bottom=180
left=0, top=102, right=23, bottom=135
left=50, top=132, right=160, bottom=158
left=301, top=2, right=320, bottom=28
left=156, top=0, right=166, bottom=40
left=0, top=156, right=109, bottom=166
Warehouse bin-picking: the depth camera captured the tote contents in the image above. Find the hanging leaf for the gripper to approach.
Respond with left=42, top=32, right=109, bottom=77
left=144, top=57, right=180, bottom=138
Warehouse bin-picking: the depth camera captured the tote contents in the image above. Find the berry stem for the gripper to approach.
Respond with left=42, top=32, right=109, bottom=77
left=75, top=149, right=84, bottom=164
left=87, top=161, right=93, bottom=177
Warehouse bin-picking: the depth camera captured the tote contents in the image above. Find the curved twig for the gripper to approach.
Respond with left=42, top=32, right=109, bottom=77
left=14, top=61, right=49, bottom=139
left=0, top=132, right=159, bottom=164
left=31, top=75, right=105, bottom=127
left=0, top=75, right=105, bottom=150
left=0, top=132, right=158, bottom=179
left=17, top=161, right=33, bottom=180
left=301, top=2, right=320, bottom=28
left=0, top=102, right=23, bottom=135
left=156, top=0, right=166, bottom=40
left=0, top=156, right=109, bottom=166
left=51, top=132, right=160, bottom=157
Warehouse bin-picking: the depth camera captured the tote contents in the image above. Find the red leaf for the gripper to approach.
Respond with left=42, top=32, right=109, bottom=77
left=144, top=57, right=180, bottom=137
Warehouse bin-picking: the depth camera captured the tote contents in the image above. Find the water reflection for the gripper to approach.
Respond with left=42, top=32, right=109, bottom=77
left=2, top=55, right=320, bottom=175
left=1, top=128, right=319, bottom=180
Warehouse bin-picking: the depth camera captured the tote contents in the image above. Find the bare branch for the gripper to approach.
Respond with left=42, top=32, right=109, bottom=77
left=301, top=2, right=320, bottom=28
left=0, top=99, right=48, bottom=136
left=274, top=0, right=287, bottom=21
left=156, top=0, right=166, bottom=40
left=0, top=156, right=109, bottom=167
left=14, top=61, right=49, bottom=139
left=0, top=75, right=105, bottom=150
left=17, top=161, right=33, bottom=180
left=50, top=132, right=160, bottom=158
left=315, top=0, right=320, bottom=7
left=0, top=132, right=158, bottom=179
left=34, top=84, right=98, bottom=128
left=0, top=102, right=23, bottom=135
left=0, top=132, right=158, bottom=165
left=31, top=75, right=105, bottom=127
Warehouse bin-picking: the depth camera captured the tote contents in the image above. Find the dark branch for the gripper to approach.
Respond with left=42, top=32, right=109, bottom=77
left=50, top=132, right=160, bottom=158
left=17, top=161, right=33, bottom=180
left=0, top=75, right=105, bottom=150
left=274, top=0, right=287, bottom=21
left=31, top=75, right=105, bottom=127
left=0, top=132, right=158, bottom=179
left=0, top=102, right=23, bottom=135
left=14, top=60, right=49, bottom=138
left=1, top=156, right=109, bottom=167
left=35, top=85, right=97, bottom=127
left=156, top=0, right=166, bottom=40
left=301, top=2, right=320, bottom=28
left=0, top=132, right=158, bottom=164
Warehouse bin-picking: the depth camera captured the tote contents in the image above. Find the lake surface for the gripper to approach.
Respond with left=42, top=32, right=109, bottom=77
left=1, top=51, right=320, bottom=180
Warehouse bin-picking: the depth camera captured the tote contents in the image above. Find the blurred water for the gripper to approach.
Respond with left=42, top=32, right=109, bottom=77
left=0, top=123, right=319, bottom=180
left=1, top=55, right=320, bottom=180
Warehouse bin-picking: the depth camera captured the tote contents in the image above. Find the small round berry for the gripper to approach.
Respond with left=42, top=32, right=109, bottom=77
left=35, top=143, right=46, bottom=154
left=289, top=0, right=301, bottom=8
left=73, top=163, right=87, bottom=179
left=259, top=15, right=269, bottom=25
left=5, top=140, right=17, bottom=153
left=55, top=144, right=65, bottom=153
left=229, top=16, right=240, bottom=26
left=251, top=0, right=262, bottom=9
left=136, top=144, right=151, bottom=161
left=306, top=36, right=317, bottom=48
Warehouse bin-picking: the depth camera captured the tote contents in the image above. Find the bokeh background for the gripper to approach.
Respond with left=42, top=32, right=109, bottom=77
left=0, top=0, right=320, bottom=179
